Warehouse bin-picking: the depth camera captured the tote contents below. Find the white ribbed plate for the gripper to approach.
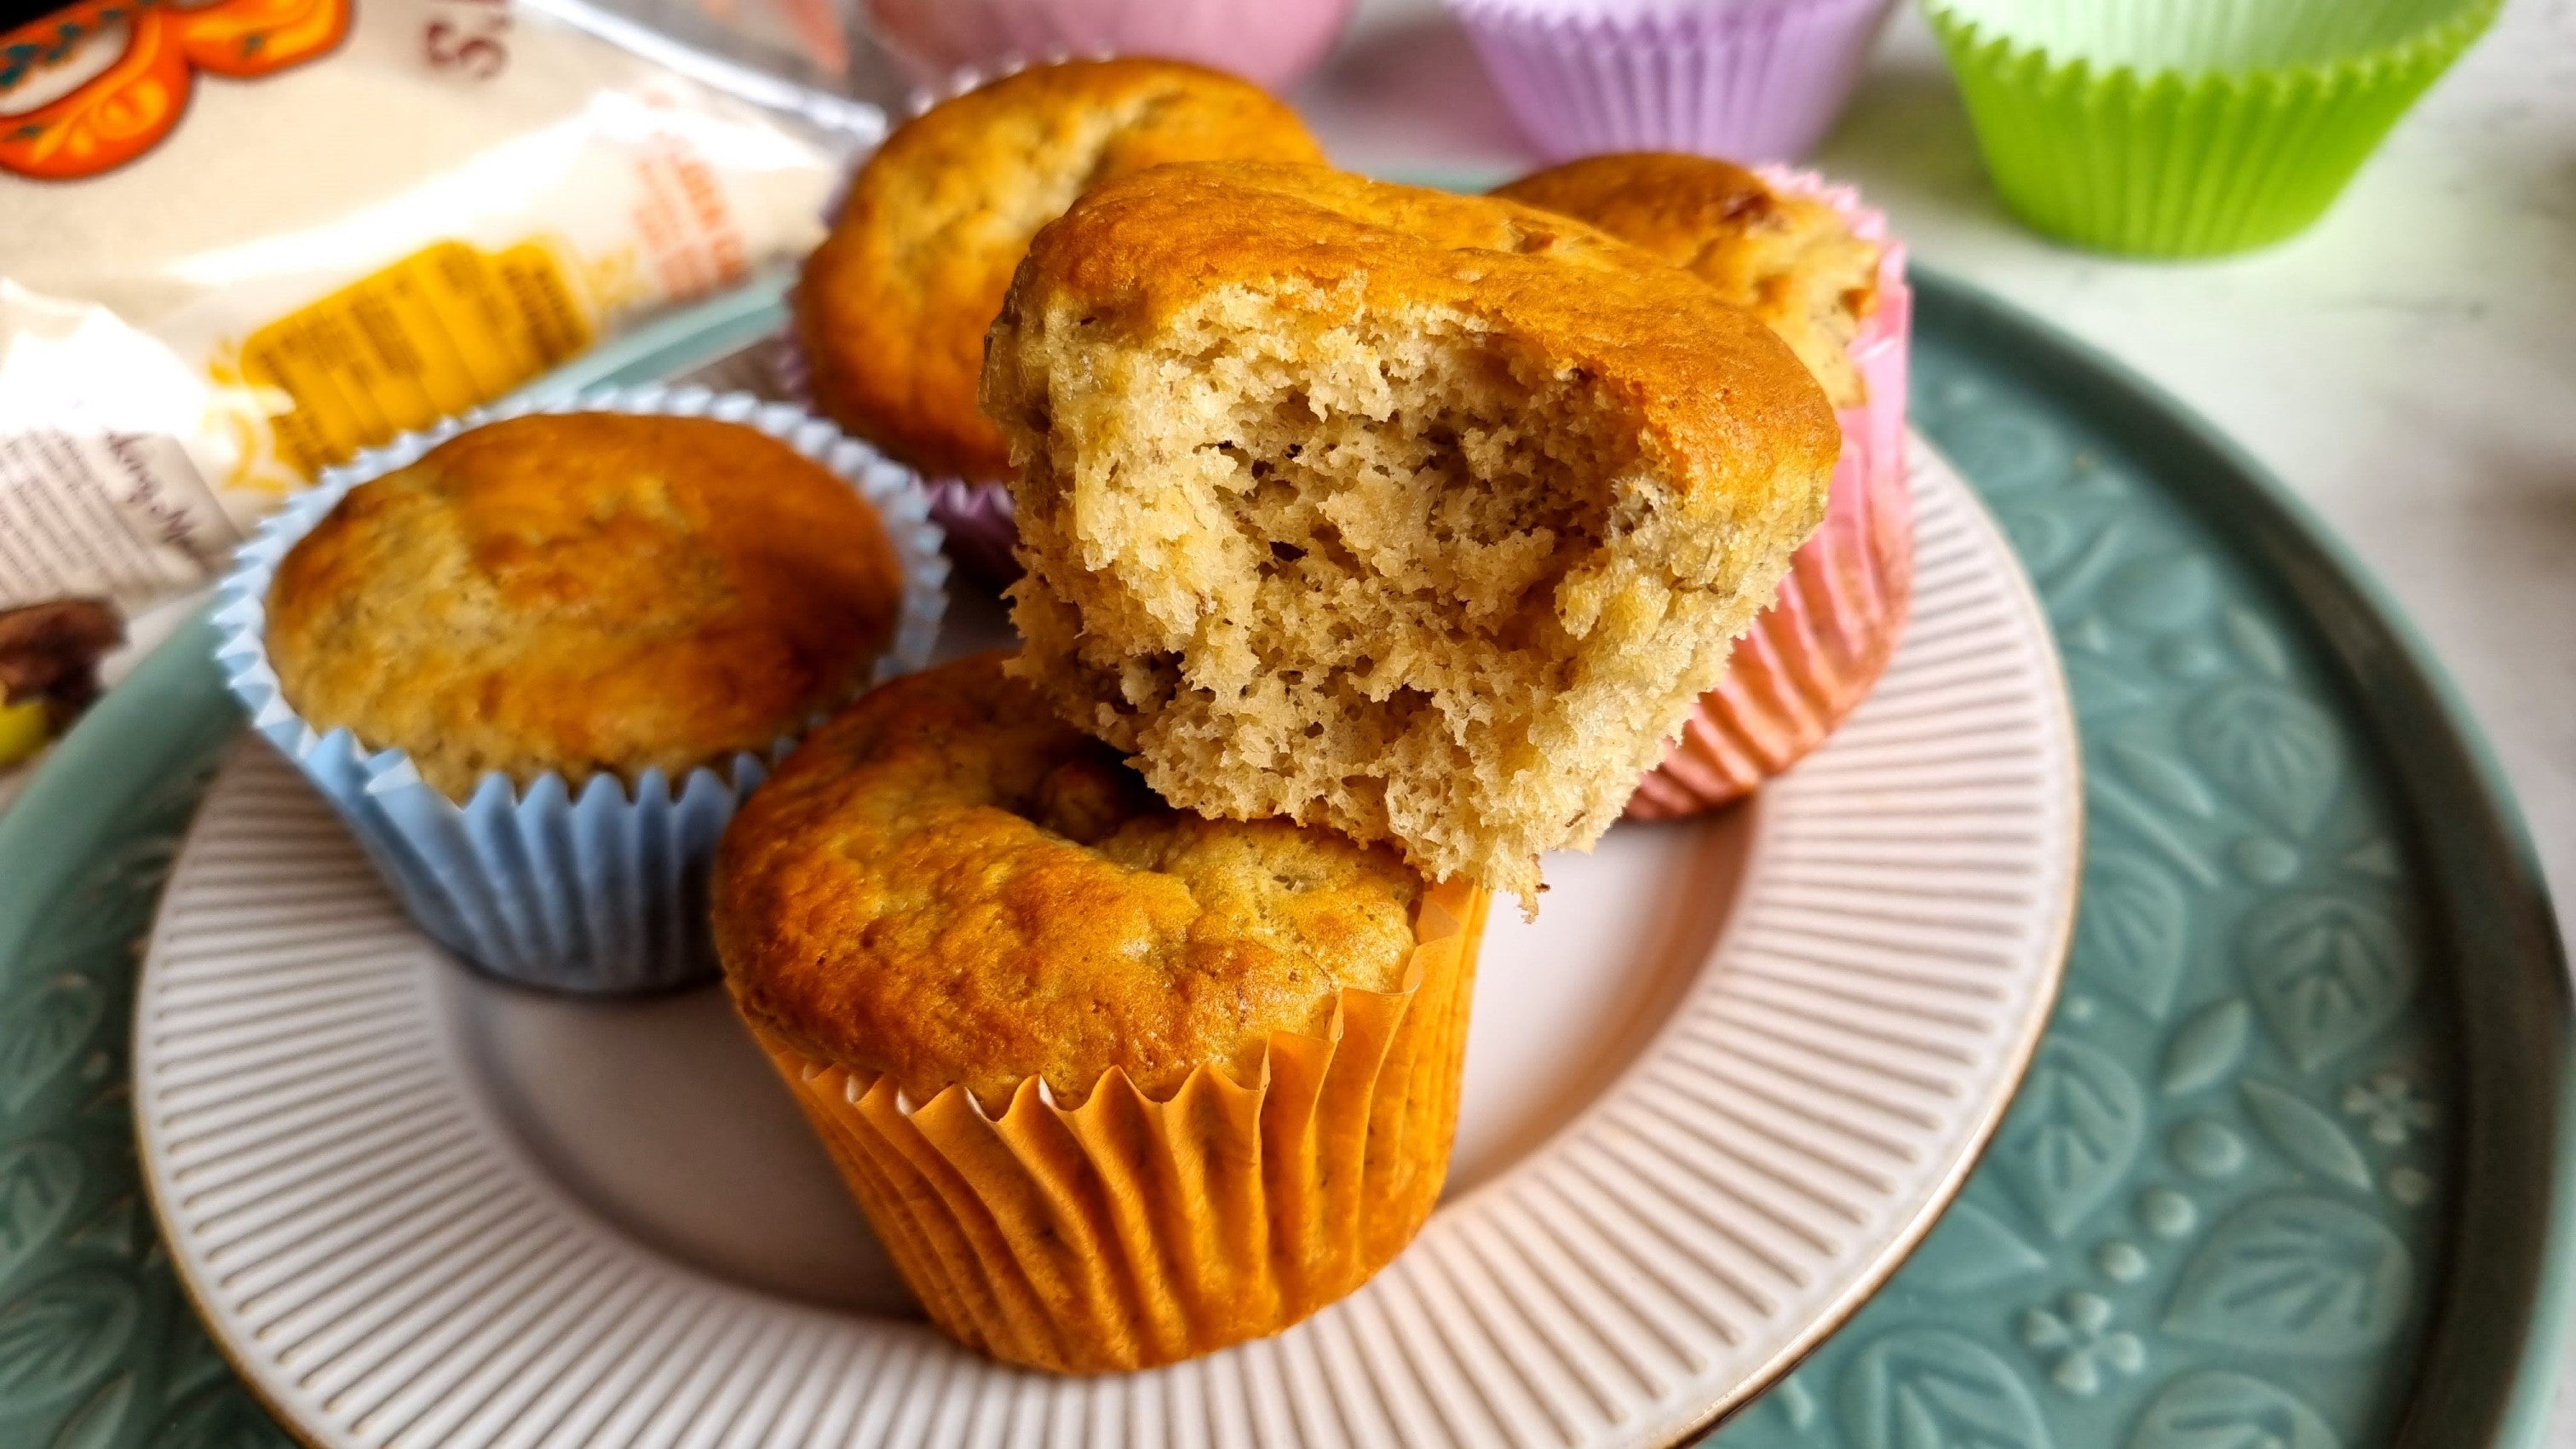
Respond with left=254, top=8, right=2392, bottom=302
left=135, top=438, right=2078, bottom=1449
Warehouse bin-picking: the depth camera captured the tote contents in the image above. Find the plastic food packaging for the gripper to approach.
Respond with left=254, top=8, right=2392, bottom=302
left=0, top=600, right=121, bottom=768
left=0, top=0, right=875, bottom=630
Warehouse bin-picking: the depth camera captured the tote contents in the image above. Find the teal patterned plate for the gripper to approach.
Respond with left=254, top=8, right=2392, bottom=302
left=1705, top=279, right=2576, bottom=1449
left=0, top=269, right=2564, bottom=1448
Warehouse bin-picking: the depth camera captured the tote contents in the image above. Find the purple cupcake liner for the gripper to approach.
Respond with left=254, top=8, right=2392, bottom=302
left=782, top=57, right=1042, bottom=589
left=772, top=304, right=1026, bottom=589
left=1450, top=0, right=1898, bottom=163
left=927, top=479, right=1023, bottom=584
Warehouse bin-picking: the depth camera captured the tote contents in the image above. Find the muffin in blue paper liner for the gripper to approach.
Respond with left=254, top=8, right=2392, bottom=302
left=213, top=385, right=949, bottom=995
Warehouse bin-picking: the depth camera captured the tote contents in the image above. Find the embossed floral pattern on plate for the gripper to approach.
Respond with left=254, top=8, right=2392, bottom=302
left=1713, top=333, right=2458, bottom=1449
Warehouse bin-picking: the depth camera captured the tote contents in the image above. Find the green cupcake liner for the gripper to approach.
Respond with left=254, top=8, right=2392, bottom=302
left=1926, top=0, right=2502, bottom=257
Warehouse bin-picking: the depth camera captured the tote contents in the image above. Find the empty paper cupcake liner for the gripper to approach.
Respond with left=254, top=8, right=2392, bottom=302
left=865, top=0, right=1359, bottom=93
left=1630, top=166, right=1912, bottom=819
left=1451, top=0, right=1898, bottom=163
left=1926, top=0, right=2501, bottom=256
left=745, top=877, right=1489, bottom=1373
left=213, top=385, right=949, bottom=995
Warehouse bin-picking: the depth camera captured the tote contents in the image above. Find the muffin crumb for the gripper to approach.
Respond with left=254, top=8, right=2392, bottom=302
left=987, top=163, right=1841, bottom=903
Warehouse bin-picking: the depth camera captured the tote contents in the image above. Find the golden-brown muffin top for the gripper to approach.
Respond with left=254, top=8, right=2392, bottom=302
left=991, top=161, right=1837, bottom=522
left=796, top=57, right=1325, bottom=482
left=982, top=163, right=1839, bottom=901
left=714, top=652, right=1426, bottom=1106
left=265, top=413, right=906, bottom=801
left=1495, top=153, right=1883, bottom=408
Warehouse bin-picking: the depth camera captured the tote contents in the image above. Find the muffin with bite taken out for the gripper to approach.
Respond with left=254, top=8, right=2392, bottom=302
left=983, top=160, right=1841, bottom=904
left=1498, top=152, right=1916, bottom=815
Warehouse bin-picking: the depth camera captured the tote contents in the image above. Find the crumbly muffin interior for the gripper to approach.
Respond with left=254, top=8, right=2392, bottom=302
left=715, top=653, right=1425, bottom=1107
left=1008, top=285, right=1792, bottom=904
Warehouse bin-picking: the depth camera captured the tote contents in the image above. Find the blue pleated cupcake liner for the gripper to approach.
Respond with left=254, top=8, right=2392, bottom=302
left=212, top=384, right=950, bottom=995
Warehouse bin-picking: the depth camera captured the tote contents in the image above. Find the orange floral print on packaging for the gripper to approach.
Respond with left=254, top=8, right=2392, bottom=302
left=1, top=0, right=351, bottom=181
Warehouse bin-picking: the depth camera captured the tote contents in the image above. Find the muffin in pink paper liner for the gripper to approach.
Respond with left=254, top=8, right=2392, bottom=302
left=1498, top=157, right=1910, bottom=817
left=865, top=0, right=1359, bottom=92
left=1642, top=166, right=1910, bottom=817
left=1450, top=0, right=1896, bottom=163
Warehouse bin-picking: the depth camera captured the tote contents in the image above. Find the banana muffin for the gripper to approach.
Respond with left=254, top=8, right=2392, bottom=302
left=264, top=412, right=907, bottom=801
left=717, top=652, right=1486, bottom=1371
left=1496, top=152, right=1884, bottom=406
left=796, top=57, right=1325, bottom=481
left=985, top=162, right=1840, bottom=902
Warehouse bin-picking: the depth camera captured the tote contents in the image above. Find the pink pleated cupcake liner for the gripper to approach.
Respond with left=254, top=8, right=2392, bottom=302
left=1627, top=166, right=1912, bottom=820
left=865, top=0, right=1360, bottom=92
left=1450, top=0, right=1898, bottom=163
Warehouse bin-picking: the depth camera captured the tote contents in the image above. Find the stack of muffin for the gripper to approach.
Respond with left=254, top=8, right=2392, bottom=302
left=237, top=55, right=1907, bottom=1374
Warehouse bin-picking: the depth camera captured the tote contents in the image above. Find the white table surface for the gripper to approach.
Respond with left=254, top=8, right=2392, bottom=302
left=1293, top=0, right=2576, bottom=1438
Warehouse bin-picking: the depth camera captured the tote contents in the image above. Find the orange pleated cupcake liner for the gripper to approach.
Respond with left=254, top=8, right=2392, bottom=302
left=743, top=877, right=1490, bottom=1373
left=1629, top=168, right=1914, bottom=819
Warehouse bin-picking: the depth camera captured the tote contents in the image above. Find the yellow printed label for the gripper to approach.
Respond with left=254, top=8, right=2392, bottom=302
left=238, top=241, right=593, bottom=478
left=0, top=699, right=51, bottom=769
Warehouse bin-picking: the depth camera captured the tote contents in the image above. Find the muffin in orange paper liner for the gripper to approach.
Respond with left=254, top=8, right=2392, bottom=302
left=715, top=652, right=1490, bottom=1372
left=1495, top=156, right=1913, bottom=817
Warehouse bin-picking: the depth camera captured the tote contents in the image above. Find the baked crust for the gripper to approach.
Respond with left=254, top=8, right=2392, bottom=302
left=265, top=413, right=904, bottom=800
left=796, top=57, right=1324, bottom=481
left=985, top=163, right=1839, bottom=900
left=714, top=652, right=1425, bottom=1106
left=1496, top=152, right=1883, bottom=407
